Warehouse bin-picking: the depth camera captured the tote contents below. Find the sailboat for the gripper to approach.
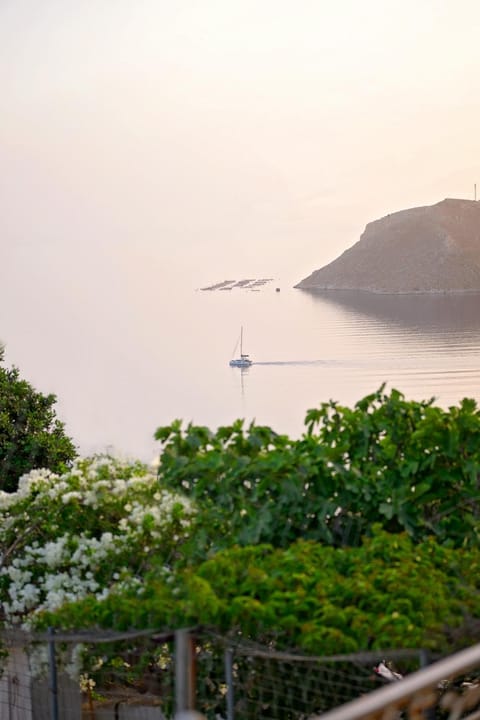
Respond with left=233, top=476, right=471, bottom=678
left=229, top=326, right=253, bottom=367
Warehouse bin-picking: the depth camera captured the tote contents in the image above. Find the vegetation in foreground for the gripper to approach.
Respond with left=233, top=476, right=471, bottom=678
left=0, top=348, right=76, bottom=492
left=3, top=371, right=480, bottom=720
left=1, top=385, right=480, bottom=659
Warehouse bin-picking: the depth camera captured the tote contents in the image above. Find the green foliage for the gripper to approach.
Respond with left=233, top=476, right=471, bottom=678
left=0, top=456, right=195, bottom=626
left=0, top=362, right=77, bottom=491
left=4, top=385, right=480, bottom=684
left=155, top=387, right=480, bottom=549
left=155, top=419, right=315, bottom=553
left=189, top=528, right=480, bottom=653
left=304, top=386, right=480, bottom=546
left=42, top=528, right=480, bottom=655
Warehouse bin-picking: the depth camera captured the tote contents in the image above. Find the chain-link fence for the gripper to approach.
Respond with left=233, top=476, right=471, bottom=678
left=5, top=626, right=480, bottom=720
left=0, top=626, right=439, bottom=720
left=0, top=628, right=174, bottom=720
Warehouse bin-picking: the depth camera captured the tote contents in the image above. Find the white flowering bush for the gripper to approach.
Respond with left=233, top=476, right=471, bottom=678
left=0, top=456, right=195, bottom=628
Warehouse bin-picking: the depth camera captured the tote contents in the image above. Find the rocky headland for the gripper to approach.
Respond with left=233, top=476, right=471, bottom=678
left=295, top=198, right=480, bottom=293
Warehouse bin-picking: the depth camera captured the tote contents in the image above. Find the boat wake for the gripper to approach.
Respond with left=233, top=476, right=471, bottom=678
left=252, top=360, right=329, bottom=366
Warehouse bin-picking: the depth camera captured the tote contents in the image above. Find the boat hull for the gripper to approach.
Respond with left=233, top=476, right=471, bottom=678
left=229, top=358, right=252, bottom=367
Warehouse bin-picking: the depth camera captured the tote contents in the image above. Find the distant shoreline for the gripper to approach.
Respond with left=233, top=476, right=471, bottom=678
left=295, top=286, right=480, bottom=296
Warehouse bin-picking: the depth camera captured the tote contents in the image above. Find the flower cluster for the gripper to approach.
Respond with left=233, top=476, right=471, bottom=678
left=0, top=456, right=195, bottom=627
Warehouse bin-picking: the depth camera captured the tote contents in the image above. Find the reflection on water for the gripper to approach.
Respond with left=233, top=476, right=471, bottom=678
left=300, top=289, right=480, bottom=334
left=280, top=288, right=480, bottom=417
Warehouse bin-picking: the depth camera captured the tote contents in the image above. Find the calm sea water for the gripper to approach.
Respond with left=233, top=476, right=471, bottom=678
left=120, top=283, right=480, bottom=460
left=4, top=274, right=480, bottom=461
left=193, top=287, right=480, bottom=441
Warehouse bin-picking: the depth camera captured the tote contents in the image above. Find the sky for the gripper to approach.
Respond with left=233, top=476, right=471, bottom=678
left=2, top=0, right=480, bottom=455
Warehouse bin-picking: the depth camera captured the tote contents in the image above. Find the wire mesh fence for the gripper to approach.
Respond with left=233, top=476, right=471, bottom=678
left=0, top=644, right=34, bottom=720
left=215, top=638, right=429, bottom=720
left=229, top=651, right=377, bottom=718
left=75, top=630, right=175, bottom=720
left=2, top=626, right=480, bottom=720
left=0, top=629, right=174, bottom=720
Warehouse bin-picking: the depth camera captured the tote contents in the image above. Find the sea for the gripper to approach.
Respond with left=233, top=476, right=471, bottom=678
left=4, top=270, right=480, bottom=462
left=189, top=284, right=480, bottom=443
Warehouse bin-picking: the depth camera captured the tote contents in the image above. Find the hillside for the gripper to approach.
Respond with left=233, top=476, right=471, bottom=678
left=296, top=198, right=480, bottom=293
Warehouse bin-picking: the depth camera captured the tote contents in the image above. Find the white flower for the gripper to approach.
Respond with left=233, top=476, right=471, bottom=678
left=0, top=454, right=196, bottom=628
left=62, top=491, right=82, bottom=504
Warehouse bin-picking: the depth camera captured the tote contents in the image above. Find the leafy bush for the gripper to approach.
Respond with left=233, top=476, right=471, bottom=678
left=42, top=527, right=480, bottom=655
left=4, top=386, right=480, bottom=679
left=155, top=387, right=480, bottom=549
left=0, top=361, right=77, bottom=491
left=0, top=456, right=195, bottom=627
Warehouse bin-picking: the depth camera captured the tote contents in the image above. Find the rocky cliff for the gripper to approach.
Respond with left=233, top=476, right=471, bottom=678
left=296, top=198, right=480, bottom=293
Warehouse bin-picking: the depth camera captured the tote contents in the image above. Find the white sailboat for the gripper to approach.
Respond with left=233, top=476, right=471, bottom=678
left=229, top=326, right=253, bottom=367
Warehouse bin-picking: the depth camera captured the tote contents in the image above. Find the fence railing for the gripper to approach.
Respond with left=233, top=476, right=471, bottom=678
left=1, top=627, right=480, bottom=719
left=313, top=642, right=480, bottom=720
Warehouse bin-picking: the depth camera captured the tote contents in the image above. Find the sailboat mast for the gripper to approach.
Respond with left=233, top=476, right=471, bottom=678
left=240, top=326, right=243, bottom=355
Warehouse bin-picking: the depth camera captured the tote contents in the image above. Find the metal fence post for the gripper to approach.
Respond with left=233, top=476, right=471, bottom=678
left=224, top=647, right=235, bottom=720
left=418, top=650, right=435, bottom=720
left=175, top=629, right=196, bottom=715
left=48, top=627, right=59, bottom=720
left=419, top=649, right=430, bottom=668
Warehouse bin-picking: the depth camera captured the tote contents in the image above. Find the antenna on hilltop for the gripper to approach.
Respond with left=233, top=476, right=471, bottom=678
left=475, top=183, right=477, bottom=201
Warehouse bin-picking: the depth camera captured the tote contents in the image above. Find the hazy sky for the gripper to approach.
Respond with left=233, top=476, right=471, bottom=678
left=3, top=0, right=480, bottom=274
left=2, top=0, right=480, bottom=455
